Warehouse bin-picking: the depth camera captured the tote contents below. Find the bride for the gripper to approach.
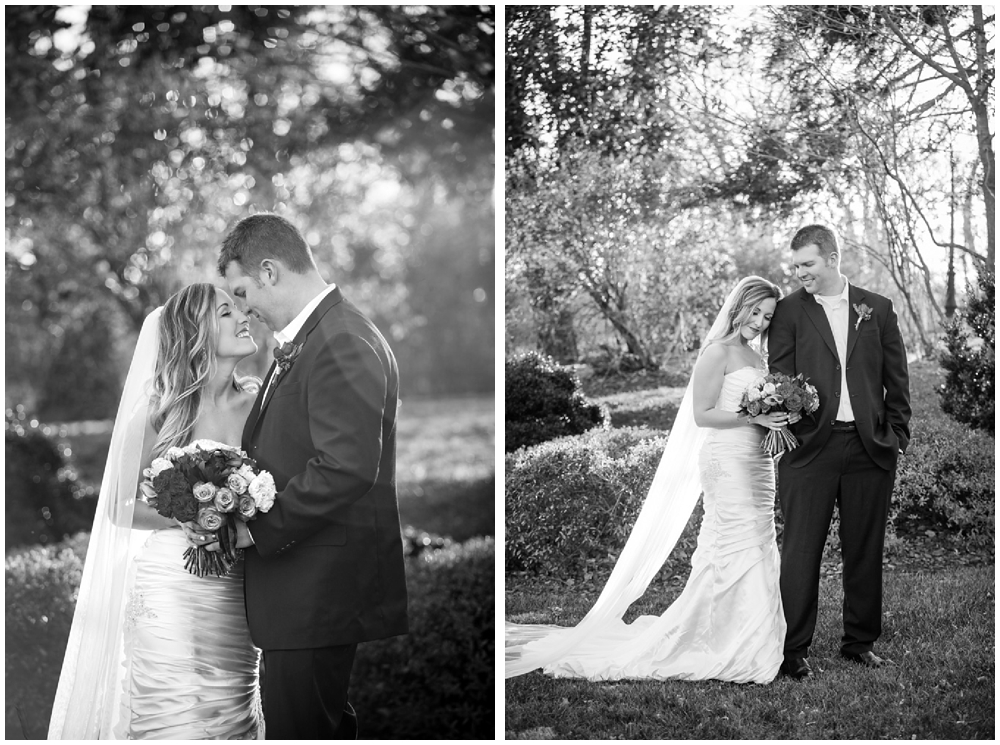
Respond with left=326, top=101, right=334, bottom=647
left=48, top=283, right=263, bottom=739
left=506, top=276, right=789, bottom=684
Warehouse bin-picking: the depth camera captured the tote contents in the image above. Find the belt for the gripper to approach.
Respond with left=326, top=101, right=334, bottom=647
left=830, top=420, right=857, bottom=431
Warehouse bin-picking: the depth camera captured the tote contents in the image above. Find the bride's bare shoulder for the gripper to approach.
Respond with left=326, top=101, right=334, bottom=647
left=696, top=342, right=729, bottom=371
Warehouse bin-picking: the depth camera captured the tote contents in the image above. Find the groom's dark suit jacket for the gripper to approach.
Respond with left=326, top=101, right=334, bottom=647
left=768, top=285, right=911, bottom=471
left=242, top=287, right=408, bottom=650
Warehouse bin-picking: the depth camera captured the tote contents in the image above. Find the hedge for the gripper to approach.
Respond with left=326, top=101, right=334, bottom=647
left=5, top=534, right=493, bottom=740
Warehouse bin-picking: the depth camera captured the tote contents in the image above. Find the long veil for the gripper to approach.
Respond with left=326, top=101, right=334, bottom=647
left=505, top=277, right=766, bottom=679
left=47, top=308, right=162, bottom=739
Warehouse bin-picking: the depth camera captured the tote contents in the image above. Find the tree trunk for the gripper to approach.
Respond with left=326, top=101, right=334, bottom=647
left=971, top=5, right=995, bottom=264
left=536, top=307, right=579, bottom=364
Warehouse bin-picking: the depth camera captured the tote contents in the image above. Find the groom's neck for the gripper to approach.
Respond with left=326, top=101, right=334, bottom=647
left=273, top=272, right=331, bottom=328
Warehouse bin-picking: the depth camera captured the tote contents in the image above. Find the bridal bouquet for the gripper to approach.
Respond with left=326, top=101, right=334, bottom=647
left=140, top=439, right=276, bottom=577
left=737, top=372, right=820, bottom=456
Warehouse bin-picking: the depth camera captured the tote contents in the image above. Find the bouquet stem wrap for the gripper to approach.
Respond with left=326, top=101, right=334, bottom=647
left=761, top=426, right=800, bottom=456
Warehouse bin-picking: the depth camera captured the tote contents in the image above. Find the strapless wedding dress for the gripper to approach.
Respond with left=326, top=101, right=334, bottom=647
left=540, top=366, right=785, bottom=684
left=116, top=528, right=262, bottom=739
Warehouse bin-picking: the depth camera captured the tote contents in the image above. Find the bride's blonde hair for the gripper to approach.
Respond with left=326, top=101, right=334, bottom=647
left=704, top=276, right=783, bottom=350
left=149, top=283, right=219, bottom=458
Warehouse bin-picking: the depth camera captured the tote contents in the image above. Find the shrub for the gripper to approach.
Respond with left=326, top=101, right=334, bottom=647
left=881, top=361, right=994, bottom=542
left=505, top=351, right=608, bottom=452
left=5, top=535, right=88, bottom=739
left=5, top=534, right=492, bottom=740
left=505, top=427, right=702, bottom=579
left=939, top=268, right=994, bottom=434
left=5, top=409, right=97, bottom=549
left=891, top=413, right=995, bottom=541
left=350, top=537, right=495, bottom=739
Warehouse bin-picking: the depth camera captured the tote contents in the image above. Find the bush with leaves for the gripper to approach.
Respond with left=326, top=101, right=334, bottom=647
left=5, top=534, right=492, bottom=740
left=505, top=351, right=608, bottom=452
left=5, top=409, right=97, bottom=549
left=309, top=537, right=495, bottom=739
left=939, top=269, right=994, bottom=434
left=889, top=362, right=995, bottom=543
left=5, top=535, right=88, bottom=739
left=505, top=427, right=703, bottom=579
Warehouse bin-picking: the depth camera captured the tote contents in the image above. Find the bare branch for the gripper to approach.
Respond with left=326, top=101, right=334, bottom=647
left=876, top=8, right=974, bottom=96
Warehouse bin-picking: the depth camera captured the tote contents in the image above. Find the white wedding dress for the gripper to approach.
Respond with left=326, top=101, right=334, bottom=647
left=116, top=528, right=262, bottom=739
left=520, top=366, right=785, bottom=684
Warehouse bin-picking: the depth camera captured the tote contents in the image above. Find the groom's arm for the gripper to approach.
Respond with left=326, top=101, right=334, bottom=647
left=880, top=299, right=911, bottom=454
left=248, top=331, right=388, bottom=557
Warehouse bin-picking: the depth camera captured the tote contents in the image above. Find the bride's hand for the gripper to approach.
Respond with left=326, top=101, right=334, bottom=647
left=751, top=411, right=789, bottom=431
left=178, top=519, right=215, bottom=549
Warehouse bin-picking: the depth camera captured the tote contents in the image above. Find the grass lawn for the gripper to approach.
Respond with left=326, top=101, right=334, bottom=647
left=508, top=360, right=993, bottom=739
left=506, top=566, right=994, bottom=739
left=395, top=395, right=495, bottom=541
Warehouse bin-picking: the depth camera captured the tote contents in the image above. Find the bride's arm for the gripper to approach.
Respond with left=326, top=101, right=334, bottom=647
left=692, top=344, right=787, bottom=430
left=131, top=416, right=180, bottom=531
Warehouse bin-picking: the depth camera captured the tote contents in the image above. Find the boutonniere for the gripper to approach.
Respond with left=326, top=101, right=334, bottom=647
left=273, top=341, right=304, bottom=375
left=853, top=303, right=873, bottom=331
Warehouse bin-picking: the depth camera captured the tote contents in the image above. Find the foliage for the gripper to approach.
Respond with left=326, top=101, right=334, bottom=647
left=506, top=5, right=715, bottom=161
left=505, top=352, right=608, bottom=453
left=352, top=538, right=494, bottom=739
left=4, top=534, right=492, bottom=740
left=5, top=6, right=494, bottom=406
left=939, top=269, right=995, bottom=434
left=5, top=535, right=88, bottom=739
left=892, top=415, right=995, bottom=541
left=5, top=410, right=97, bottom=549
left=890, top=361, right=995, bottom=541
left=37, top=301, right=132, bottom=421
left=506, top=566, right=994, bottom=739
left=505, top=426, right=703, bottom=579
left=762, top=5, right=994, bottom=353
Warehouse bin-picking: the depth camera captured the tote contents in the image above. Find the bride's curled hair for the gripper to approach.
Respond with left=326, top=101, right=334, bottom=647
left=149, top=283, right=224, bottom=458
left=704, top=276, right=783, bottom=350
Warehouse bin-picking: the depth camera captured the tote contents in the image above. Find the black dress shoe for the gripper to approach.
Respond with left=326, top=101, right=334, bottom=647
left=840, top=650, right=888, bottom=668
left=780, top=657, right=813, bottom=679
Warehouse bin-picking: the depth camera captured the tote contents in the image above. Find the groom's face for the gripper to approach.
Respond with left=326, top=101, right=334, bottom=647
left=223, top=261, right=279, bottom=331
left=791, top=243, right=840, bottom=296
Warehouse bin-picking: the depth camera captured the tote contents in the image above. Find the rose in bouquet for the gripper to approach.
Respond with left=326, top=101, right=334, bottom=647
left=140, top=439, right=276, bottom=577
left=737, top=372, right=820, bottom=456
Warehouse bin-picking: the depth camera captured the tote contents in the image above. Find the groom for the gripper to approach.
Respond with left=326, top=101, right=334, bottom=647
left=768, top=224, right=910, bottom=680
left=217, top=213, right=408, bottom=737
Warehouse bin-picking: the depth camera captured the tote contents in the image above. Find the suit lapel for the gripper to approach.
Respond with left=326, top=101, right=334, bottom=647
left=799, top=291, right=839, bottom=360
left=243, top=359, right=275, bottom=448
left=846, top=285, right=866, bottom=362
left=245, top=286, right=346, bottom=447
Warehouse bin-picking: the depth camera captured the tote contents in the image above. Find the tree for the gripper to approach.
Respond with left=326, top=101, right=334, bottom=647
left=758, top=5, right=993, bottom=348
left=6, top=5, right=495, bottom=409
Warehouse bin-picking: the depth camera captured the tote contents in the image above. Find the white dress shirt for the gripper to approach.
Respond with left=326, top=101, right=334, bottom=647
left=813, top=276, right=855, bottom=422
left=261, top=284, right=338, bottom=402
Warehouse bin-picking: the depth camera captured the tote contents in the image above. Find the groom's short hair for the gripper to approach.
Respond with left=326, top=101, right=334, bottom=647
left=218, top=213, right=318, bottom=279
left=790, top=224, right=839, bottom=258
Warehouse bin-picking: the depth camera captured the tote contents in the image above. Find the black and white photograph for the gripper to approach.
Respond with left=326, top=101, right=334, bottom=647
left=6, top=5, right=494, bottom=739
left=505, top=5, right=993, bottom=739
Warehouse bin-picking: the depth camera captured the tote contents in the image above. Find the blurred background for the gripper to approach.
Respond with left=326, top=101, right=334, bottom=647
left=5, top=5, right=494, bottom=739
